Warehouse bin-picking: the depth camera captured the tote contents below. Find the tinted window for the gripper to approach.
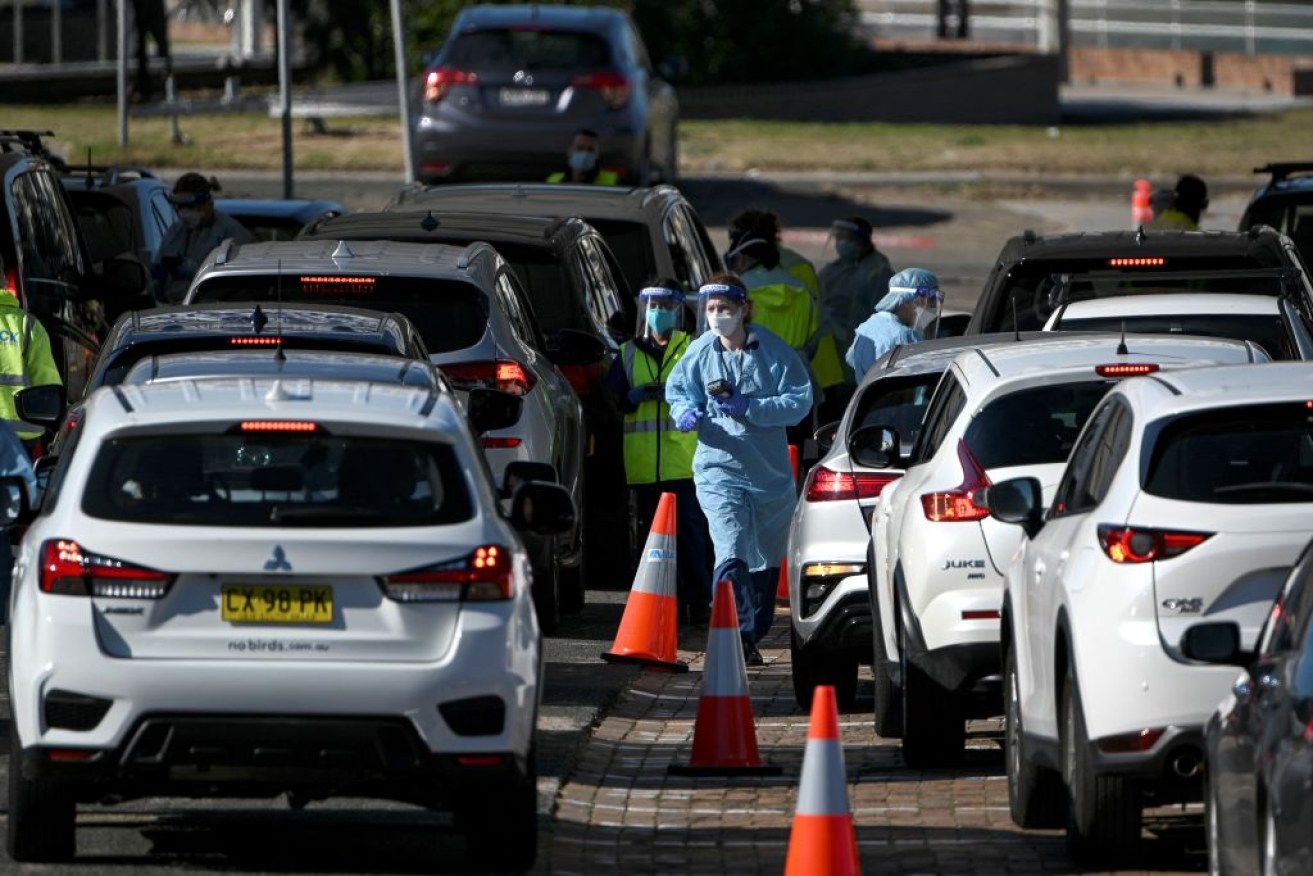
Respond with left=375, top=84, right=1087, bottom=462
left=447, top=29, right=612, bottom=71
left=587, top=219, right=655, bottom=296
left=495, top=245, right=576, bottom=335
left=11, top=170, right=83, bottom=284
left=189, top=275, right=488, bottom=354
left=1056, top=313, right=1292, bottom=360
left=852, top=373, right=941, bottom=453
left=576, top=236, right=626, bottom=340
left=965, top=381, right=1110, bottom=470
left=1144, top=403, right=1313, bottom=504
left=1051, top=399, right=1117, bottom=518
left=495, top=271, right=541, bottom=350
left=83, top=433, right=472, bottom=527
left=913, top=374, right=966, bottom=464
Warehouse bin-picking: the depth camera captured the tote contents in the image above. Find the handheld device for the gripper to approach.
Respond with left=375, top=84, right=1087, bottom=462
left=706, top=379, right=733, bottom=399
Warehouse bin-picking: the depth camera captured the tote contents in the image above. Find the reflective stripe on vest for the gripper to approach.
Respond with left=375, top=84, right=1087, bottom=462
left=622, top=332, right=697, bottom=485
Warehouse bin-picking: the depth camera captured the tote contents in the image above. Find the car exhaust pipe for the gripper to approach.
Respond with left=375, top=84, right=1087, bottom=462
left=1171, top=752, right=1202, bottom=778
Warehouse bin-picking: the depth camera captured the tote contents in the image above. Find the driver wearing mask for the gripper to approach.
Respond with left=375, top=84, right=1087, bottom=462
left=844, top=267, right=943, bottom=382
left=153, top=173, right=255, bottom=303
left=546, top=128, right=620, bottom=186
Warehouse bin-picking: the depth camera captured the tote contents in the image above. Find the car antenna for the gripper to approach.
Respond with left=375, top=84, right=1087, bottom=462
left=1011, top=297, right=1021, bottom=342
left=1116, top=320, right=1129, bottom=356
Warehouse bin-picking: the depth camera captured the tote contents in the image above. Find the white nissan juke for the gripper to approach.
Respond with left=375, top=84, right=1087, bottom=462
left=6, top=377, right=573, bottom=868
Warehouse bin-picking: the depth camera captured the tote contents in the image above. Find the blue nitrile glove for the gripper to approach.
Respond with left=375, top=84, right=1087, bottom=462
left=714, top=390, right=750, bottom=418
left=676, top=409, right=705, bottom=432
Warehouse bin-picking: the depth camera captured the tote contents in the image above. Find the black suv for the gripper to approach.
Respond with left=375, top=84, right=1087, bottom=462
left=965, top=227, right=1313, bottom=349
left=0, top=131, right=150, bottom=399
left=300, top=209, right=634, bottom=585
left=1239, top=162, right=1313, bottom=269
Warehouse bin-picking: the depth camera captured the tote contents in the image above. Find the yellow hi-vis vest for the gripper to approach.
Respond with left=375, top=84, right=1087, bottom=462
left=0, top=294, right=62, bottom=440
left=746, top=267, right=818, bottom=353
left=777, top=248, right=844, bottom=388
left=546, top=168, right=621, bottom=185
left=622, top=331, right=696, bottom=485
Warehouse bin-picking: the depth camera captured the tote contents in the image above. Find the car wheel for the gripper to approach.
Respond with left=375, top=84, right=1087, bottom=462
left=458, top=744, right=538, bottom=871
left=532, top=538, right=561, bottom=636
left=899, top=622, right=964, bottom=768
left=7, top=731, right=76, bottom=862
left=829, top=652, right=859, bottom=711
left=560, top=551, right=585, bottom=615
left=1062, top=666, right=1141, bottom=864
left=790, top=623, right=822, bottom=710
left=870, top=572, right=902, bottom=739
left=1005, top=644, right=1065, bottom=828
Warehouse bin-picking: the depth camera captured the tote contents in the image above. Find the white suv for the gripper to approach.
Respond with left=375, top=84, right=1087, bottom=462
left=6, top=377, right=574, bottom=868
left=989, top=361, right=1313, bottom=865
left=867, top=334, right=1268, bottom=767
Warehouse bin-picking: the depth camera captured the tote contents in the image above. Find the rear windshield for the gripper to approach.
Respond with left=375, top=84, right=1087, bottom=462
left=189, top=276, right=488, bottom=354
left=989, top=256, right=1281, bottom=332
left=1056, top=314, right=1292, bottom=360
left=82, top=433, right=473, bottom=527
left=1144, top=403, right=1313, bottom=504
left=586, top=220, right=655, bottom=297
left=965, top=380, right=1112, bottom=469
left=446, top=28, right=613, bottom=71
left=851, top=373, right=941, bottom=454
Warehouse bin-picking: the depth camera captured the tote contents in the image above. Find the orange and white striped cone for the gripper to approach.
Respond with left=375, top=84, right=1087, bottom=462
left=668, top=578, right=781, bottom=776
left=775, top=561, right=790, bottom=607
left=601, top=492, right=688, bottom=672
left=784, top=684, right=861, bottom=876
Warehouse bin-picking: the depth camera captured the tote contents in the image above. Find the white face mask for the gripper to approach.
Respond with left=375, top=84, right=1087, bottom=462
left=706, top=310, right=742, bottom=338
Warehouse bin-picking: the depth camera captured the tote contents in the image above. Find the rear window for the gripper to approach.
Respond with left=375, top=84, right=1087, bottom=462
left=82, top=433, right=473, bottom=527
left=1144, top=403, right=1313, bottom=504
left=965, top=380, right=1112, bottom=469
left=989, top=256, right=1280, bottom=332
left=1056, top=314, right=1293, bottom=360
left=189, top=275, right=488, bottom=354
left=852, top=374, right=941, bottom=452
left=446, top=28, right=612, bottom=71
left=587, top=219, right=655, bottom=297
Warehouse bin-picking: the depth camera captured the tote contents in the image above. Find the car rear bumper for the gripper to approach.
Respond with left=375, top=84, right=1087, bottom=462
left=412, top=111, right=643, bottom=179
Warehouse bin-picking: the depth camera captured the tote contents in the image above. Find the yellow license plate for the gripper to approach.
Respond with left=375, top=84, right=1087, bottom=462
left=221, top=585, right=333, bottom=625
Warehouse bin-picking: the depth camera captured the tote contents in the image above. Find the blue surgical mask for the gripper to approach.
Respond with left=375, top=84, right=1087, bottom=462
left=646, top=308, right=677, bottom=337
left=568, top=150, right=598, bottom=172
left=836, top=239, right=864, bottom=263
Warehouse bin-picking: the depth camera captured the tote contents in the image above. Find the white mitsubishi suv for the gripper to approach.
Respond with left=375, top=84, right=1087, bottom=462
left=989, top=361, right=1313, bottom=865
left=866, top=333, right=1268, bottom=767
left=6, top=377, right=574, bottom=868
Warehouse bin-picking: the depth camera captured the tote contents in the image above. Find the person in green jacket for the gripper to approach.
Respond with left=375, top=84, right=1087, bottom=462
left=0, top=282, right=61, bottom=448
left=546, top=128, right=621, bottom=186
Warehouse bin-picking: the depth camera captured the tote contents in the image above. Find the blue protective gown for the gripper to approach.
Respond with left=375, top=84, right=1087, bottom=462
left=845, top=311, right=922, bottom=382
left=665, top=324, right=813, bottom=641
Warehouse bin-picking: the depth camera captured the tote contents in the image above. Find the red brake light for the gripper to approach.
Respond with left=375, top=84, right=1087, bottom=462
left=1096, top=363, right=1160, bottom=377
left=1097, top=525, right=1212, bottom=563
left=1097, top=727, right=1166, bottom=753
left=1108, top=257, right=1166, bottom=267
left=803, top=466, right=901, bottom=502
left=298, top=276, right=376, bottom=296
left=443, top=360, right=536, bottom=396
left=921, top=439, right=991, bottom=522
left=230, top=336, right=281, bottom=347
left=424, top=66, right=477, bottom=103
left=571, top=71, right=631, bottom=109
left=481, top=436, right=522, bottom=449
left=382, top=545, right=513, bottom=602
left=40, top=539, right=171, bottom=598
left=240, top=421, right=319, bottom=433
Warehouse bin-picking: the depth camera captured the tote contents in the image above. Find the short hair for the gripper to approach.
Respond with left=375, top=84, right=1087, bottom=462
left=173, top=172, right=219, bottom=196
left=730, top=208, right=780, bottom=242
left=1174, top=174, right=1208, bottom=210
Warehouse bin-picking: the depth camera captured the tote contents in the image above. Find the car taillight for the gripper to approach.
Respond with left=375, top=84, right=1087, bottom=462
left=40, top=539, right=172, bottom=598
left=803, top=465, right=901, bottom=502
left=558, top=362, right=601, bottom=396
left=1097, top=525, right=1212, bottom=564
left=921, top=439, right=991, bottom=522
left=4, top=267, right=20, bottom=305
left=443, top=360, right=536, bottom=396
left=1095, top=363, right=1159, bottom=377
left=571, top=71, right=630, bottom=109
left=381, top=545, right=513, bottom=602
left=424, top=66, right=477, bottom=103
left=230, top=336, right=281, bottom=347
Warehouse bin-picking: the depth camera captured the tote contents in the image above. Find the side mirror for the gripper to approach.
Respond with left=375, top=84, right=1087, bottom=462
left=546, top=328, right=608, bottom=366
left=848, top=424, right=901, bottom=469
left=985, top=476, right=1044, bottom=539
left=814, top=421, right=840, bottom=455
left=606, top=311, right=632, bottom=344
left=1180, top=621, right=1248, bottom=666
left=99, top=255, right=150, bottom=298
left=502, top=460, right=558, bottom=498
left=466, top=388, right=523, bottom=435
left=509, top=481, right=576, bottom=536
left=15, top=384, right=66, bottom=430
left=0, top=475, right=32, bottom=525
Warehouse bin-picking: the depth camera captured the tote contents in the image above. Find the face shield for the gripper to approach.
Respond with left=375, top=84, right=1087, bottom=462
left=637, top=286, right=685, bottom=339
left=912, top=289, right=945, bottom=337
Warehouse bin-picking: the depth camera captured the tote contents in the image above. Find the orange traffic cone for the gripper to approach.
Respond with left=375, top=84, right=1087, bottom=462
left=669, top=578, right=781, bottom=776
left=776, top=561, right=790, bottom=607
left=601, top=492, right=688, bottom=672
left=784, top=684, right=861, bottom=876
left=1131, top=178, right=1152, bottom=227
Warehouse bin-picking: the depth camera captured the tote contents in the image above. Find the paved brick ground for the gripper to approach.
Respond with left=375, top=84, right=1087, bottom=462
left=541, top=609, right=1206, bottom=876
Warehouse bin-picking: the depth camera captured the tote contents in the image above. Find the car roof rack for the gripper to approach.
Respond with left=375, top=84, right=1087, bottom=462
left=1254, top=162, right=1313, bottom=183
left=0, top=129, right=56, bottom=158
left=1045, top=266, right=1300, bottom=308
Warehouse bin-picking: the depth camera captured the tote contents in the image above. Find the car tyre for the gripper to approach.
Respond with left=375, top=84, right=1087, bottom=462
left=899, top=622, right=964, bottom=767
left=458, top=744, right=538, bottom=871
left=560, top=541, right=586, bottom=615
left=790, top=624, right=822, bottom=710
left=1005, top=644, right=1065, bottom=828
left=870, top=559, right=902, bottom=738
left=7, top=732, right=76, bottom=863
left=1062, top=667, right=1141, bottom=864
left=790, top=625, right=859, bottom=711
left=532, top=538, right=561, bottom=636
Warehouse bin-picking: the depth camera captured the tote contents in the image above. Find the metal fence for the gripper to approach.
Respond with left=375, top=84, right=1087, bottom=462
left=857, top=0, right=1313, bottom=55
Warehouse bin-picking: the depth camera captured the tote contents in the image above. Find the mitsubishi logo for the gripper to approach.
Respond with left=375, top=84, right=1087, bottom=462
left=263, top=545, right=292, bottom=572
left=513, top=70, right=534, bottom=86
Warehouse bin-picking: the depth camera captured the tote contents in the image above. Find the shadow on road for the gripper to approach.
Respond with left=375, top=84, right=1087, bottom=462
left=678, top=178, right=953, bottom=230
